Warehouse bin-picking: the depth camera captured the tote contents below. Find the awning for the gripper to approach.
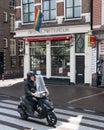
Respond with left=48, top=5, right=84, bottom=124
left=24, top=35, right=72, bottom=42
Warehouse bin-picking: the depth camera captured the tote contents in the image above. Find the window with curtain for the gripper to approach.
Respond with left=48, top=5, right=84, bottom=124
left=10, top=14, right=15, bottom=33
left=10, top=39, right=16, bottom=67
left=10, top=39, right=16, bottom=56
left=3, top=12, right=8, bottom=22
left=65, top=0, right=81, bottom=19
left=22, top=0, right=34, bottom=23
left=42, top=0, right=56, bottom=21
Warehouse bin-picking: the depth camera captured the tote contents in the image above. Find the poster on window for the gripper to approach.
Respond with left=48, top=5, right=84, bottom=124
left=92, top=47, right=97, bottom=74
left=59, top=67, right=63, bottom=73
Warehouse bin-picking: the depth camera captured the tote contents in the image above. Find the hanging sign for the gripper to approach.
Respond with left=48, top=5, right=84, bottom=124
left=88, top=35, right=96, bottom=47
left=90, top=35, right=96, bottom=45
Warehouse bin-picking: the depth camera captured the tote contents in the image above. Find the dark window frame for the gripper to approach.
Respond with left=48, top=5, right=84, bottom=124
left=42, top=0, right=56, bottom=21
left=10, top=0, right=15, bottom=8
left=22, top=0, right=34, bottom=23
left=65, top=0, right=81, bottom=19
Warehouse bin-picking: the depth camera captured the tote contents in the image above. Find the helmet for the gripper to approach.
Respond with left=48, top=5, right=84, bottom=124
left=27, top=71, right=35, bottom=80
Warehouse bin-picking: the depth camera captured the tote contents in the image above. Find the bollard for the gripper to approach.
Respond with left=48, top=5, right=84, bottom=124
left=2, top=73, right=4, bottom=81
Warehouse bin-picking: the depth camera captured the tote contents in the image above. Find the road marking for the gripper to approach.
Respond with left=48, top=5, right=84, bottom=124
left=0, top=99, right=104, bottom=130
left=68, top=91, right=104, bottom=104
left=0, top=124, right=19, bottom=130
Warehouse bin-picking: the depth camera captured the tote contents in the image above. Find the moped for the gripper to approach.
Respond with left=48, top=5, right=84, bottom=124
left=17, top=75, right=57, bottom=126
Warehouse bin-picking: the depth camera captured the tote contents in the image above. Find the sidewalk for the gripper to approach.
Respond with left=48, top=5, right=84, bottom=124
left=0, top=78, right=104, bottom=113
left=0, top=78, right=24, bottom=87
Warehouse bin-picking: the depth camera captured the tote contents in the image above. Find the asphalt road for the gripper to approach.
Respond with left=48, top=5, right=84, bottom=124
left=0, top=82, right=104, bottom=113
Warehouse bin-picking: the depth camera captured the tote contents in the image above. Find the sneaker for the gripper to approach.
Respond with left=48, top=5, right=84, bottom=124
left=34, top=111, right=38, bottom=117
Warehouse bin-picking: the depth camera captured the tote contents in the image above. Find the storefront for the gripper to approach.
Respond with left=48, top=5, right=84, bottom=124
left=15, top=24, right=93, bottom=85
left=23, top=32, right=92, bottom=85
left=24, top=35, right=72, bottom=84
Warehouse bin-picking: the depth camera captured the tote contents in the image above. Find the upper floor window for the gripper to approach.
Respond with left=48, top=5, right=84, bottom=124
left=3, top=12, right=8, bottom=22
left=65, top=0, right=81, bottom=19
left=42, top=0, right=56, bottom=21
left=3, top=38, right=8, bottom=49
left=10, top=0, right=15, bottom=8
left=10, top=14, right=15, bottom=33
left=22, top=0, right=34, bottom=23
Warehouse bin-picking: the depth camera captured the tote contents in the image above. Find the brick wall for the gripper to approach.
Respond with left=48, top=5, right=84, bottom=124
left=93, top=0, right=101, bottom=26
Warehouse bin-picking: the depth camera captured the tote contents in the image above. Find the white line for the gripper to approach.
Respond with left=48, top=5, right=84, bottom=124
left=68, top=91, right=104, bottom=104
left=0, top=102, right=17, bottom=109
left=0, top=124, right=19, bottom=130
left=0, top=104, right=103, bottom=130
left=1, top=100, right=19, bottom=105
left=1, top=100, right=104, bottom=122
left=55, top=108, right=104, bottom=121
left=0, top=114, right=100, bottom=130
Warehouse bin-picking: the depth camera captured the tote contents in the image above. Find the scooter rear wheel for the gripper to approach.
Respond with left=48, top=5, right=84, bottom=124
left=18, top=105, right=28, bottom=120
left=46, top=111, right=57, bottom=126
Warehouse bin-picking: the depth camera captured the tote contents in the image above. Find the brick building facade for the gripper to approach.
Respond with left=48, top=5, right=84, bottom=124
left=0, top=0, right=23, bottom=79
left=92, top=0, right=104, bottom=60
left=15, top=0, right=95, bottom=85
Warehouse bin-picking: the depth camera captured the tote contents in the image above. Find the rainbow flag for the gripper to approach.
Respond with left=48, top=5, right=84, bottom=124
left=34, top=7, right=43, bottom=32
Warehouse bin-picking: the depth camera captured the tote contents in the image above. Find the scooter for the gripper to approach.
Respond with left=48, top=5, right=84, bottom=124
left=17, top=75, right=57, bottom=126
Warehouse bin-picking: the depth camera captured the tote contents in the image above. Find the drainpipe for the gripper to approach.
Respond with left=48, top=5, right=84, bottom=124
left=90, top=0, right=93, bottom=31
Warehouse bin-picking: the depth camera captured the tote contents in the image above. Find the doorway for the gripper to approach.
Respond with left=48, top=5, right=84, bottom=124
left=0, top=52, right=4, bottom=75
left=76, top=55, right=84, bottom=84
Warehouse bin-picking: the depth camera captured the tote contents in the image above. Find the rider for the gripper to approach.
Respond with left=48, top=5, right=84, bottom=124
left=24, top=71, right=37, bottom=114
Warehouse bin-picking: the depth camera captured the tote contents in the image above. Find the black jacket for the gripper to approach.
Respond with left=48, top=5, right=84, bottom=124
left=24, top=79, right=36, bottom=97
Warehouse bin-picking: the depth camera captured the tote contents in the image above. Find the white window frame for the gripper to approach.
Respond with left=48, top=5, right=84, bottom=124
left=10, top=0, right=15, bottom=8
left=3, top=38, right=8, bottom=48
left=64, top=0, right=81, bottom=20
left=18, top=40, right=24, bottom=56
left=10, top=39, right=16, bottom=56
left=42, top=0, right=56, bottom=21
left=22, top=0, right=34, bottom=24
left=10, top=13, right=15, bottom=33
left=3, top=12, right=8, bottom=22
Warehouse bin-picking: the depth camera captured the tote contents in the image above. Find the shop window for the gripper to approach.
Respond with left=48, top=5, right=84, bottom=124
left=75, top=34, right=85, bottom=53
left=22, top=0, right=34, bottom=23
left=65, top=0, right=81, bottom=19
left=30, top=42, right=46, bottom=75
left=42, top=0, right=56, bottom=21
left=51, top=40, right=70, bottom=77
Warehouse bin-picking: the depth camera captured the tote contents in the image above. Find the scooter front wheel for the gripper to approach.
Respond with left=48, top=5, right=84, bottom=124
left=46, top=111, right=57, bottom=126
